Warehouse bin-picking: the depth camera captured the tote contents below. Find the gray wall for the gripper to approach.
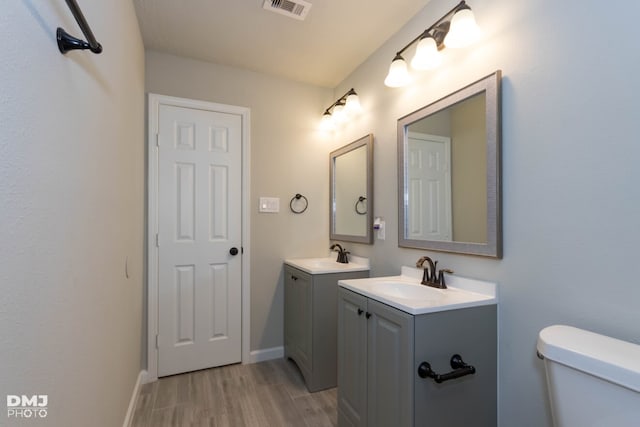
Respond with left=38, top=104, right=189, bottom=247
left=0, top=1, right=145, bottom=426
left=332, top=0, right=640, bottom=425
left=450, top=94, right=486, bottom=243
left=145, top=51, right=335, bottom=352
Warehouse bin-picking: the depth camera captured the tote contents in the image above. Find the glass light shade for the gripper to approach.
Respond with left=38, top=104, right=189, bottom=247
left=444, top=8, right=480, bottom=48
left=410, top=36, right=442, bottom=70
left=332, top=102, right=347, bottom=123
left=320, top=112, right=334, bottom=131
left=344, top=93, right=361, bottom=114
left=384, top=56, right=411, bottom=88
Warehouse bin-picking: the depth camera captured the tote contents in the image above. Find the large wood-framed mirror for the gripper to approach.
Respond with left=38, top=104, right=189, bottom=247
left=330, top=134, right=374, bottom=244
left=398, top=71, right=502, bottom=257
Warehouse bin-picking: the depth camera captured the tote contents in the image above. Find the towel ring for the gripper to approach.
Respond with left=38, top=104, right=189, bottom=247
left=290, top=193, right=308, bottom=214
left=355, top=196, right=367, bottom=215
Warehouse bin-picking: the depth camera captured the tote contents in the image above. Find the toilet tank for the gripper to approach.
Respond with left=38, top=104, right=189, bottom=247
left=537, top=325, right=640, bottom=427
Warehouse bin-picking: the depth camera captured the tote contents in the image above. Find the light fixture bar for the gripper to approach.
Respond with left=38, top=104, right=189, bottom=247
left=393, top=0, right=467, bottom=57
left=384, top=1, right=479, bottom=88
left=324, top=88, right=358, bottom=113
left=320, top=88, right=361, bottom=130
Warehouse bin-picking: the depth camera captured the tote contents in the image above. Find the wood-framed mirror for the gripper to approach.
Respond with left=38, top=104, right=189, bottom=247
left=330, top=134, right=374, bottom=244
left=398, top=71, right=502, bottom=257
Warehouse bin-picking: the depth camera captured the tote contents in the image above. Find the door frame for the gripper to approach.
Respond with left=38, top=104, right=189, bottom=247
left=145, top=93, right=251, bottom=382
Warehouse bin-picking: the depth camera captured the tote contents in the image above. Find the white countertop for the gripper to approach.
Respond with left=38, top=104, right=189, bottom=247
left=284, top=255, right=370, bottom=275
left=339, top=266, right=497, bottom=315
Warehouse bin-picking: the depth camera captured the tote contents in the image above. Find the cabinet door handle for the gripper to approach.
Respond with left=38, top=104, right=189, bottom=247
left=357, top=308, right=363, bottom=316
left=291, top=275, right=298, bottom=281
left=365, top=312, right=371, bottom=319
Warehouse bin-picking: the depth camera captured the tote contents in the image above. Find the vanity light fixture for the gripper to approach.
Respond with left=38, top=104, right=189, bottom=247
left=320, top=88, right=362, bottom=130
left=384, top=0, right=480, bottom=88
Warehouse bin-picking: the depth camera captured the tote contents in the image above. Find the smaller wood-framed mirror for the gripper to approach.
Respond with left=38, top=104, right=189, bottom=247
left=330, top=134, right=374, bottom=244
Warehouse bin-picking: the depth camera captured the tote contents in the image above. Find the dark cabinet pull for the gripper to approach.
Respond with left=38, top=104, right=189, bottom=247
left=357, top=308, right=363, bottom=316
left=291, top=275, right=298, bottom=281
left=365, top=312, right=371, bottom=319
left=417, top=354, right=476, bottom=384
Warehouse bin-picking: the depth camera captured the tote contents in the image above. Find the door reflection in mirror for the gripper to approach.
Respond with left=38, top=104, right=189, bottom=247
left=406, top=92, right=486, bottom=243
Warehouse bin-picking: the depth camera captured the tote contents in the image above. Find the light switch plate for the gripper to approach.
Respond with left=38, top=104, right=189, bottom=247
left=259, top=197, right=280, bottom=213
left=376, top=219, right=385, bottom=240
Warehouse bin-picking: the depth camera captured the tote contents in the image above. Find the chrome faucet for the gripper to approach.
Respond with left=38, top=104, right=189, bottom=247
left=416, top=256, right=453, bottom=289
left=330, top=244, right=350, bottom=264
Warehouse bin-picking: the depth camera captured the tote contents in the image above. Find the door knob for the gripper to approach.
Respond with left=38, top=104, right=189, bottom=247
left=229, top=247, right=239, bottom=256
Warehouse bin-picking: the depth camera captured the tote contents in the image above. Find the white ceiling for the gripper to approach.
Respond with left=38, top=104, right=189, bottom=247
left=133, top=0, right=431, bottom=88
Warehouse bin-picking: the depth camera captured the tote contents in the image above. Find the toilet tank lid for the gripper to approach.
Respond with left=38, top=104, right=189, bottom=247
left=537, top=325, right=640, bottom=392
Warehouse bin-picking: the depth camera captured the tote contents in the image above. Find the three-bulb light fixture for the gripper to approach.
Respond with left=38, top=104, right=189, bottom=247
left=384, top=0, right=481, bottom=88
left=320, top=88, right=361, bottom=131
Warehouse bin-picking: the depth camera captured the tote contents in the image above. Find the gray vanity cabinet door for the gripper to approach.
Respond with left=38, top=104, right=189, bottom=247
left=284, top=267, right=295, bottom=359
left=367, top=299, right=414, bottom=427
left=337, top=288, right=368, bottom=427
left=296, top=271, right=313, bottom=376
left=284, top=266, right=313, bottom=377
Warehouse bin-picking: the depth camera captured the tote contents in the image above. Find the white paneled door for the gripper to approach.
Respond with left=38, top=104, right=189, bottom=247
left=407, top=132, right=452, bottom=242
left=157, top=104, right=242, bottom=377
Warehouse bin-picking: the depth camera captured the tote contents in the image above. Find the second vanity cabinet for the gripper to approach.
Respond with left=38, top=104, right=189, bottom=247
left=337, top=286, right=497, bottom=427
left=284, top=264, right=369, bottom=392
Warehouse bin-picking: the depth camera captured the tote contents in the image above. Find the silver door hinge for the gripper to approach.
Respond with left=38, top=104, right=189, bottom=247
left=155, top=334, right=159, bottom=349
left=155, top=233, right=159, bottom=247
left=155, top=133, right=159, bottom=147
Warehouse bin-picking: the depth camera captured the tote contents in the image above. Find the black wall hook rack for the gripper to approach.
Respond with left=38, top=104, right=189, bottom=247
left=57, top=0, right=102, bottom=54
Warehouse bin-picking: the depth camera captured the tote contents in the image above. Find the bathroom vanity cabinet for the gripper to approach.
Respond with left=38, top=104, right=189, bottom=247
left=337, top=287, right=497, bottom=427
left=284, top=264, right=369, bottom=392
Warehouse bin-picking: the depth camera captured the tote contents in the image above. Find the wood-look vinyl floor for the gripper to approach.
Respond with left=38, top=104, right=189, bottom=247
left=131, top=358, right=337, bottom=427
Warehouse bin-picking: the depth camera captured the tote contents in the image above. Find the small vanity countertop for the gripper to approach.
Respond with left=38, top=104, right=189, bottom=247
left=339, top=266, right=497, bottom=315
left=284, top=255, right=370, bottom=275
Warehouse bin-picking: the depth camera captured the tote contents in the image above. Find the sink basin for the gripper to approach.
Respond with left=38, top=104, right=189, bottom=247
left=368, top=281, right=445, bottom=301
left=305, top=259, right=350, bottom=269
left=284, top=255, right=370, bottom=274
left=339, top=266, right=496, bottom=315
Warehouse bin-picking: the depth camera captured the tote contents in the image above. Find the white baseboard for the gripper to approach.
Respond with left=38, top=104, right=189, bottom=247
left=248, top=346, right=284, bottom=364
left=140, top=369, right=155, bottom=385
left=123, top=370, right=145, bottom=427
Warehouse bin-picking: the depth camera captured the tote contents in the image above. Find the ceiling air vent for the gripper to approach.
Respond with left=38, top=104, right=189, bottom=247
left=263, top=0, right=312, bottom=21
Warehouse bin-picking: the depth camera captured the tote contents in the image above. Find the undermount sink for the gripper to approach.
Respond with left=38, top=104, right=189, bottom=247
left=339, top=266, right=497, bottom=315
left=284, top=255, right=370, bottom=275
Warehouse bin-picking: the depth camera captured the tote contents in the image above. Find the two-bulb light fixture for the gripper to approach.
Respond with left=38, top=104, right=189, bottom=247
left=320, top=88, right=362, bottom=131
left=384, top=0, right=481, bottom=88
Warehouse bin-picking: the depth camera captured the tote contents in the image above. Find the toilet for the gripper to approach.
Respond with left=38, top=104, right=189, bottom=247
left=537, top=325, right=640, bottom=426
